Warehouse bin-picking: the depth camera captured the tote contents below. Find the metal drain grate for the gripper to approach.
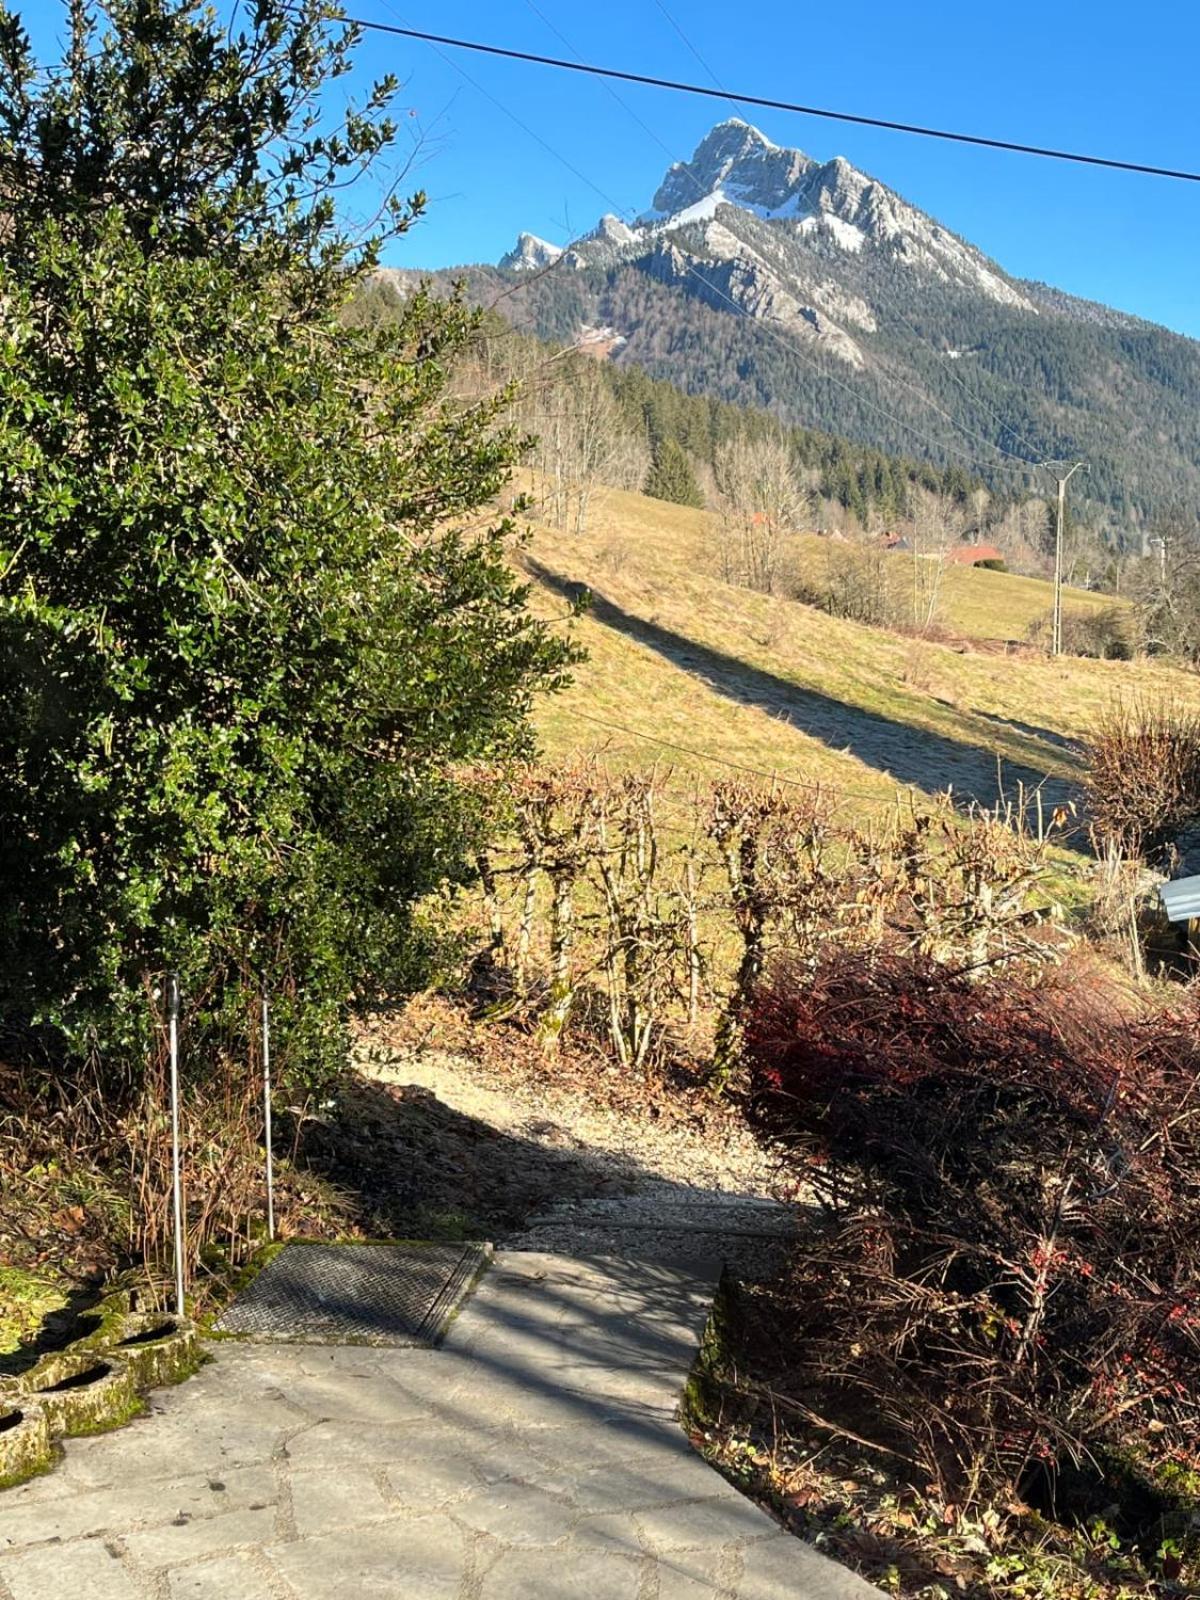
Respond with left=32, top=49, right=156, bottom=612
left=214, top=1241, right=491, bottom=1346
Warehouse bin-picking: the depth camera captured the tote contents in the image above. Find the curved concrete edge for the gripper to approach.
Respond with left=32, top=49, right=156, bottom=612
left=19, top=1348, right=141, bottom=1440
left=0, top=1397, right=53, bottom=1489
left=1, top=1312, right=202, bottom=1488
left=103, top=1314, right=202, bottom=1393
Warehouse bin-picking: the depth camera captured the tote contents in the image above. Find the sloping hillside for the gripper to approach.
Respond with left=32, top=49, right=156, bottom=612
left=522, top=484, right=1195, bottom=824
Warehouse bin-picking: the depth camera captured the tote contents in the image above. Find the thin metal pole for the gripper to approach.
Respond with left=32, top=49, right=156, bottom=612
left=168, top=973, right=186, bottom=1318
left=262, top=992, right=276, bottom=1241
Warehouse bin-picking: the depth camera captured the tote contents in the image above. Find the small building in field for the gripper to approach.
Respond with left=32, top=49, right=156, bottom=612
left=944, top=542, right=1006, bottom=569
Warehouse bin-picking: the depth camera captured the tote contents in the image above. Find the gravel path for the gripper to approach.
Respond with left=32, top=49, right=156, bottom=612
left=354, top=1024, right=799, bottom=1271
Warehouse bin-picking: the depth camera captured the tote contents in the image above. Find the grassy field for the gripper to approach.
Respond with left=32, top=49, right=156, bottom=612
left=518, top=484, right=1198, bottom=832
left=784, top=524, right=1119, bottom=645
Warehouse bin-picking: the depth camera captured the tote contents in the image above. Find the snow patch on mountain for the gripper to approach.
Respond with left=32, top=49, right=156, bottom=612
left=663, top=188, right=731, bottom=228
left=497, top=120, right=1038, bottom=318
left=590, top=213, right=639, bottom=244
left=498, top=233, right=563, bottom=273
left=797, top=214, right=866, bottom=253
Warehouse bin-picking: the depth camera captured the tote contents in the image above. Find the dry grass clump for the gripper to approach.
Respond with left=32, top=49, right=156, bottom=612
left=0, top=1016, right=353, bottom=1320
left=1085, top=696, right=1200, bottom=862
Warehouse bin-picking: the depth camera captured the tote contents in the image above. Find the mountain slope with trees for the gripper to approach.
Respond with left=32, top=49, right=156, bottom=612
left=398, top=120, right=1200, bottom=541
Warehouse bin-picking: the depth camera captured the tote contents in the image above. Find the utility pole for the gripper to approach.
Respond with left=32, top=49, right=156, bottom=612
left=1151, top=534, right=1168, bottom=588
left=1049, top=461, right=1088, bottom=657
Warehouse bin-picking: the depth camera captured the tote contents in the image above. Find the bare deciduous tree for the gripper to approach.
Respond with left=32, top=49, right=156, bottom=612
left=714, top=435, right=809, bottom=594
left=517, top=357, right=649, bottom=534
left=907, top=486, right=964, bottom=632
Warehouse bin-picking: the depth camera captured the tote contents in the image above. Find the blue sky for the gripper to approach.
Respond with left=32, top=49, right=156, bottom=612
left=18, top=0, right=1200, bottom=336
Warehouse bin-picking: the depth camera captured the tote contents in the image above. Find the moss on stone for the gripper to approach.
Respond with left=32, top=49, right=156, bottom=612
left=108, top=1315, right=201, bottom=1391
left=0, top=1398, right=53, bottom=1488
left=0, top=1290, right=210, bottom=1493
left=21, top=1348, right=140, bottom=1439
left=73, top=1293, right=134, bottom=1355
left=682, top=1273, right=735, bottom=1434
left=67, top=1390, right=145, bottom=1437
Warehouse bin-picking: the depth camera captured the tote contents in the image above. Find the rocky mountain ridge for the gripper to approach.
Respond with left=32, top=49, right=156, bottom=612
left=383, top=119, right=1200, bottom=532
left=497, top=120, right=1037, bottom=368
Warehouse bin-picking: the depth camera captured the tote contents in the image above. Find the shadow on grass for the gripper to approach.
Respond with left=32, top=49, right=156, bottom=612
left=530, top=560, right=1080, bottom=814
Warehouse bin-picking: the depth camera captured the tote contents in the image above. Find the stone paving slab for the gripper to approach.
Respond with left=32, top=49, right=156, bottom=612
left=0, top=1252, right=882, bottom=1599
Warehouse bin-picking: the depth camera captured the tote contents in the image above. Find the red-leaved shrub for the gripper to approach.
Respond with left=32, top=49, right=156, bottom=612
left=746, top=951, right=1200, bottom=1516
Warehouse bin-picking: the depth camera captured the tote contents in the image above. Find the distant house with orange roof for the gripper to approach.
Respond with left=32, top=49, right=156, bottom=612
left=944, top=542, right=1006, bottom=568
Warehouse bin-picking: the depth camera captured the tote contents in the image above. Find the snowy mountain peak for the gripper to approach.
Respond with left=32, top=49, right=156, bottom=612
left=497, top=120, right=1036, bottom=348
left=592, top=213, right=638, bottom=244
left=651, top=121, right=813, bottom=218
left=497, top=232, right=562, bottom=273
left=643, top=125, right=1034, bottom=311
left=712, top=116, right=776, bottom=144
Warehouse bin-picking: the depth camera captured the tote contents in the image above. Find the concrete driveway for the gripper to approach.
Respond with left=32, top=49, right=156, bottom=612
left=0, top=1253, right=879, bottom=1599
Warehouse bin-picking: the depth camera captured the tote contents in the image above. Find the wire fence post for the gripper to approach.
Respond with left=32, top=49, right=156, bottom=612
left=262, top=992, right=276, bottom=1241
left=167, top=972, right=186, bottom=1318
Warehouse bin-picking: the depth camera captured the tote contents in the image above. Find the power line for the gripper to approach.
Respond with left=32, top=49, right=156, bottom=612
left=879, top=292, right=1050, bottom=466
left=369, top=16, right=1054, bottom=479
left=349, top=19, right=1200, bottom=185
left=844, top=333, right=1041, bottom=469
left=650, top=0, right=750, bottom=127
left=371, top=11, right=634, bottom=223
left=520, top=0, right=678, bottom=177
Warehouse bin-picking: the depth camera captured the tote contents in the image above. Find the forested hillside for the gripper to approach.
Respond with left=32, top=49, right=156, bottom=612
left=388, top=120, right=1200, bottom=542
left=354, top=273, right=1061, bottom=562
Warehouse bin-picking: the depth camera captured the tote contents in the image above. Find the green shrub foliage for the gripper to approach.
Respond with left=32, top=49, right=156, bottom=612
left=0, top=1, right=574, bottom=1088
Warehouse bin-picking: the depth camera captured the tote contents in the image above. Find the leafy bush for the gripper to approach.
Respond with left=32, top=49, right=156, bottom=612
left=0, top=2, right=576, bottom=1097
left=746, top=951, right=1200, bottom=1520
left=1085, top=696, right=1200, bottom=862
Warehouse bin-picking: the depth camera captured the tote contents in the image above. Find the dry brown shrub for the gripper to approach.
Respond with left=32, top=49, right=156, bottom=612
left=747, top=950, right=1200, bottom=1518
left=1085, top=696, right=1200, bottom=862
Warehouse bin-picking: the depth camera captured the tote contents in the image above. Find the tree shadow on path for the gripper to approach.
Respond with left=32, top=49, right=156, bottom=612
left=291, top=1074, right=758, bottom=1246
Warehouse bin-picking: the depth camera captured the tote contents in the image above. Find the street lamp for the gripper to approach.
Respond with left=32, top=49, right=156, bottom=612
left=1048, top=461, right=1088, bottom=658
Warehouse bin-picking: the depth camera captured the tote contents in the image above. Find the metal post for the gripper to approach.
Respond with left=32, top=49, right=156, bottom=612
left=167, top=973, right=186, bottom=1318
left=262, top=992, right=276, bottom=1241
left=1051, top=476, right=1066, bottom=656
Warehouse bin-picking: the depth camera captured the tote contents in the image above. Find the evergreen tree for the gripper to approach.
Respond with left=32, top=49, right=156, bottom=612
left=644, top=437, right=705, bottom=508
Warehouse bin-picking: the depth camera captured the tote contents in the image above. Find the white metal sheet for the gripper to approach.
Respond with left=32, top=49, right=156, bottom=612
left=1158, top=875, right=1200, bottom=922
